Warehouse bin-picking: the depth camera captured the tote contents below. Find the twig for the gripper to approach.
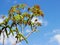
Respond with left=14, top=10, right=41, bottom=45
left=26, top=30, right=34, bottom=38
left=15, top=30, right=34, bottom=44
left=21, top=24, right=23, bottom=33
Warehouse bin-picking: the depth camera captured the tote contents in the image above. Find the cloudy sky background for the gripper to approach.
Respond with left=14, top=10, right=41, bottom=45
left=0, top=0, right=60, bottom=45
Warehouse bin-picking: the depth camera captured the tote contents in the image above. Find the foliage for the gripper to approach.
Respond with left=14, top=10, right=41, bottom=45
left=0, top=4, right=44, bottom=44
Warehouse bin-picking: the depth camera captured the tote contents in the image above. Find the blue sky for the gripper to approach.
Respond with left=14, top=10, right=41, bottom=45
left=0, top=0, right=60, bottom=45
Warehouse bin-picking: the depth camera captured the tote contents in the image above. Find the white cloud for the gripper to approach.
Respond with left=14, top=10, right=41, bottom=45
left=44, top=29, right=60, bottom=37
left=0, top=19, right=4, bottom=23
left=54, top=34, right=60, bottom=44
left=31, top=17, right=38, bottom=23
left=0, top=16, right=4, bottom=23
left=9, top=34, right=17, bottom=44
left=49, top=34, right=60, bottom=45
left=0, top=15, right=20, bottom=45
left=0, top=32, right=8, bottom=45
left=0, top=32, right=17, bottom=45
left=31, top=17, right=48, bottom=27
left=31, top=17, right=43, bottom=24
left=43, top=29, right=60, bottom=45
left=0, top=15, right=7, bottom=24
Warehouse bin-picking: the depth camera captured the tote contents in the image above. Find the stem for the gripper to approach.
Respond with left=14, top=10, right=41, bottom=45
left=3, top=30, right=5, bottom=45
left=22, top=25, right=24, bottom=33
left=13, top=30, right=34, bottom=45
left=21, top=24, right=23, bottom=33
left=26, top=31, right=34, bottom=38
left=15, top=25, right=35, bottom=44
left=15, top=24, right=21, bottom=45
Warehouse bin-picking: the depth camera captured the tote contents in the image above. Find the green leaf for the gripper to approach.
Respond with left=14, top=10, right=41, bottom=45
left=14, top=14, right=23, bottom=22
left=5, top=28, right=9, bottom=38
left=18, top=4, right=27, bottom=9
left=16, top=10, right=21, bottom=15
left=22, top=12, right=30, bottom=18
left=9, top=29, right=14, bottom=36
left=37, top=22, right=41, bottom=26
left=34, top=5, right=40, bottom=10
left=15, top=33, right=28, bottom=43
left=4, top=18, right=9, bottom=24
left=23, top=20, right=27, bottom=25
left=16, top=27, right=19, bottom=33
left=14, top=14, right=20, bottom=20
left=19, top=33, right=28, bottom=43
